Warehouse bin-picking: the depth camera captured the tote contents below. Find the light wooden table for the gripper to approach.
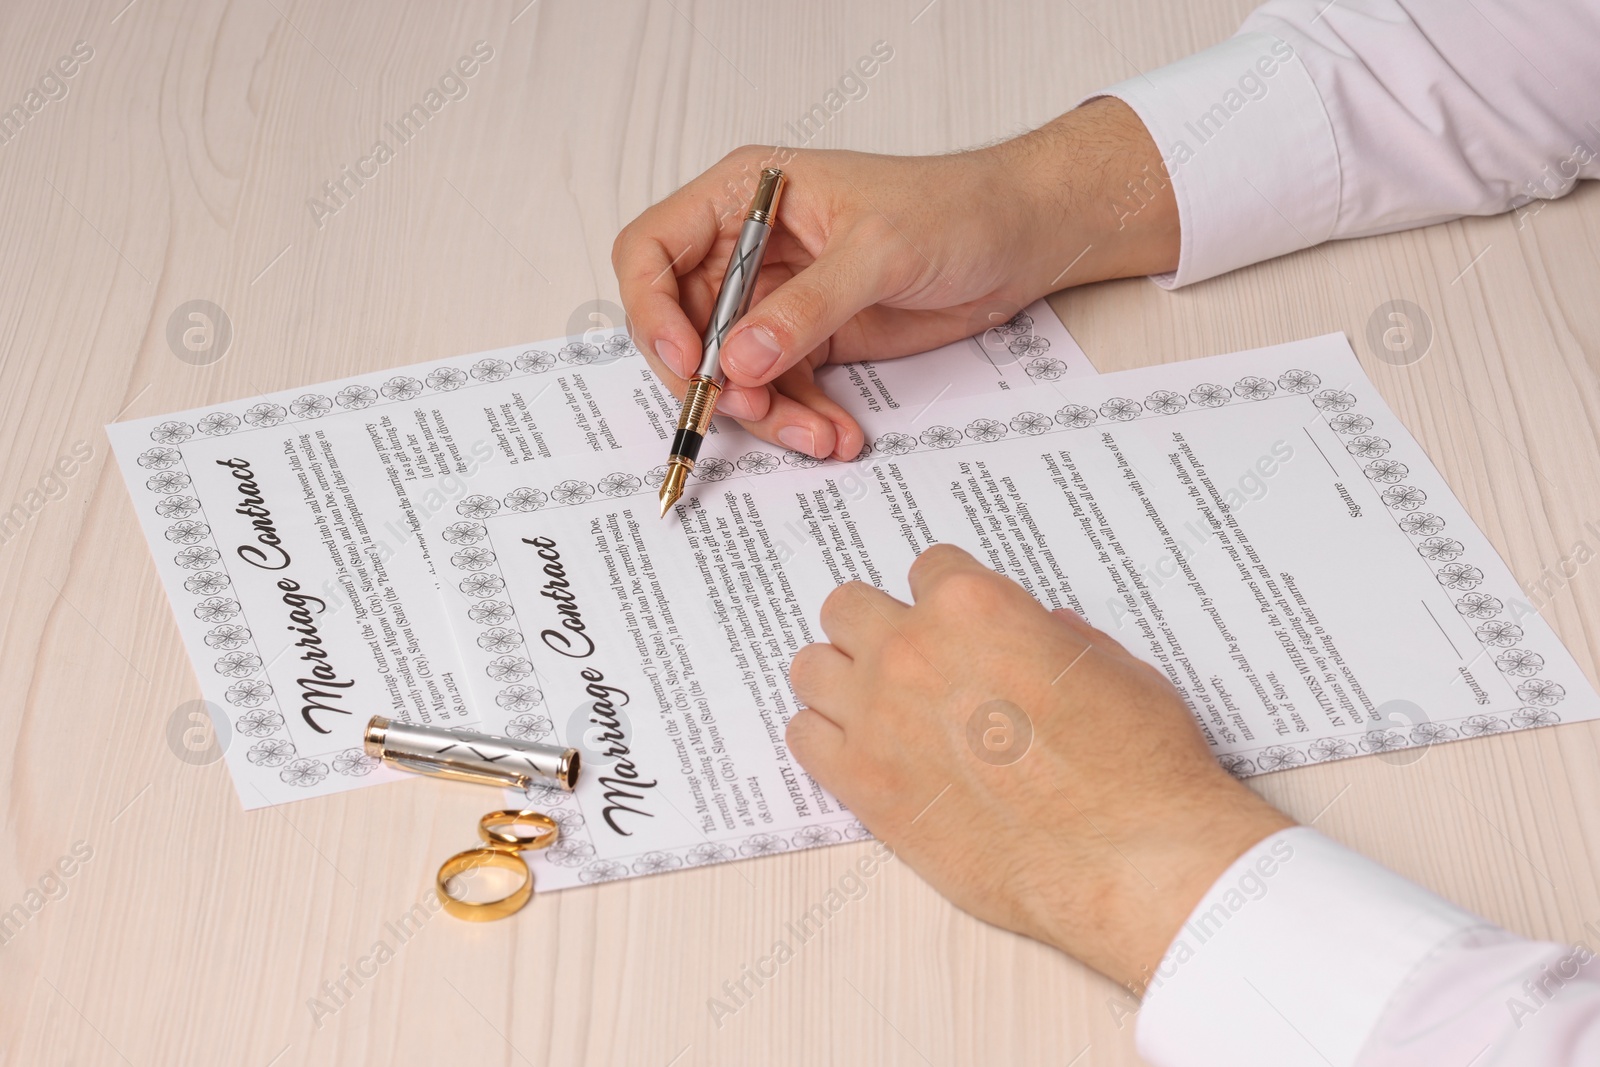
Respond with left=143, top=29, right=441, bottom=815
left=3, top=1, right=1597, bottom=1064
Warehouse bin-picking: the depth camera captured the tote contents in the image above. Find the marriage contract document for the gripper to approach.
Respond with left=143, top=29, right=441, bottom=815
left=108, top=302, right=1088, bottom=806
left=422, top=334, right=1599, bottom=889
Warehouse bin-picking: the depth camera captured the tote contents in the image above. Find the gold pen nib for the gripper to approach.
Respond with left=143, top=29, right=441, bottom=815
left=658, top=461, right=690, bottom=518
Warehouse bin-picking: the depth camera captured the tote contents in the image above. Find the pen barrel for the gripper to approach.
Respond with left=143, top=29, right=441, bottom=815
left=695, top=215, right=777, bottom=381
left=364, top=716, right=580, bottom=791
left=662, top=166, right=784, bottom=516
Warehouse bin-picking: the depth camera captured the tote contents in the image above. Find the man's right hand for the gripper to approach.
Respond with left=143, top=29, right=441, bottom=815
left=611, top=97, right=1179, bottom=462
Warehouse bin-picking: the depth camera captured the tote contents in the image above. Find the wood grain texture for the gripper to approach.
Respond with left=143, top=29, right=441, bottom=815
left=1, top=1, right=1596, bottom=1064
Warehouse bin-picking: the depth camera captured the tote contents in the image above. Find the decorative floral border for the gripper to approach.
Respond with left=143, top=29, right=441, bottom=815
left=439, top=363, right=1567, bottom=794
left=984, top=309, right=1073, bottom=382
left=515, top=772, right=872, bottom=885
left=127, top=333, right=642, bottom=793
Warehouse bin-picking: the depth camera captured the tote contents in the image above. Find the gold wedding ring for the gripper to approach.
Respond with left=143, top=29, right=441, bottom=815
left=436, top=846, right=534, bottom=922
left=435, top=809, right=563, bottom=922
left=478, top=809, right=559, bottom=851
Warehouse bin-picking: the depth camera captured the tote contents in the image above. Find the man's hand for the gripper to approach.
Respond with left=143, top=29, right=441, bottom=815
left=786, top=545, right=1293, bottom=991
left=612, top=98, right=1178, bottom=462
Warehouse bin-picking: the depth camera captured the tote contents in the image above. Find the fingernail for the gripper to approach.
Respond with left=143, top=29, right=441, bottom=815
left=778, top=425, right=819, bottom=457
left=831, top=424, right=857, bottom=461
left=717, top=389, right=759, bottom=420
left=655, top=339, right=687, bottom=377
left=724, top=325, right=782, bottom=380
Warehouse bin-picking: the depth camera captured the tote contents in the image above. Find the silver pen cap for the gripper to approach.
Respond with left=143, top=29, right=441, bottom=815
left=364, top=716, right=580, bottom=791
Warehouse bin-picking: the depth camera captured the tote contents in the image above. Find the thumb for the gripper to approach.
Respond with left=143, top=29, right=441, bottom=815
left=720, top=247, right=887, bottom=387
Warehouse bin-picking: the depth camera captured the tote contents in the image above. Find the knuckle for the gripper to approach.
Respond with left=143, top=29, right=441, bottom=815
left=612, top=211, right=641, bottom=243
left=610, top=223, right=643, bottom=275
left=917, top=542, right=967, bottom=568
left=720, top=143, right=772, bottom=173
left=932, top=567, right=1003, bottom=612
left=788, top=644, right=822, bottom=695
left=784, top=713, right=814, bottom=760
left=765, top=284, right=830, bottom=346
left=817, top=583, right=854, bottom=632
left=785, top=709, right=828, bottom=765
left=837, top=580, right=875, bottom=608
left=907, top=542, right=965, bottom=587
left=795, top=275, right=839, bottom=320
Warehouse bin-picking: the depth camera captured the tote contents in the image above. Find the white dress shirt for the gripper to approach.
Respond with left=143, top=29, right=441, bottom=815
left=1092, top=0, right=1600, bottom=287
left=1083, top=2, right=1600, bottom=1063
left=1137, top=829, right=1600, bottom=1066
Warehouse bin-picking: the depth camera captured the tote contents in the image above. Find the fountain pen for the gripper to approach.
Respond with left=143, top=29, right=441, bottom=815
left=658, top=167, right=787, bottom=517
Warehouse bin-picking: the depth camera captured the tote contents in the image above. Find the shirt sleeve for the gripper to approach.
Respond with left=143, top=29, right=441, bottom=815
left=1135, top=827, right=1600, bottom=1067
left=1081, top=0, right=1600, bottom=287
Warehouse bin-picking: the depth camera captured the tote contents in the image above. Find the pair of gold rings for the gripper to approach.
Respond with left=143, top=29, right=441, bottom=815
left=436, top=810, right=559, bottom=922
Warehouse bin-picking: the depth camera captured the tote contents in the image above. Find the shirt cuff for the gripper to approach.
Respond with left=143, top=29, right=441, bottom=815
left=1135, top=827, right=1494, bottom=1067
left=1082, top=32, right=1340, bottom=288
